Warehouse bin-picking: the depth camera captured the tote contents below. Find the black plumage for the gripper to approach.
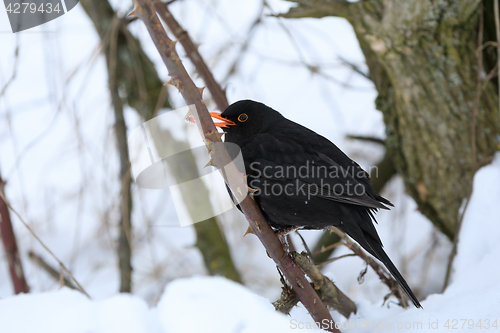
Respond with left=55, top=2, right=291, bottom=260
left=213, top=100, right=422, bottom=308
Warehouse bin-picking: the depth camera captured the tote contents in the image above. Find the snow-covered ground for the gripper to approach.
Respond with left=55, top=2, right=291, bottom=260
left=0, top=0, right=498, bottom=332
left=1, top=155, right=499, bottom=333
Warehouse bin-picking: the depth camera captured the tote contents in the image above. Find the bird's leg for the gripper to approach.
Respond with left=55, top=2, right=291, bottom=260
left=277, top=226, right=302, bottom=238
left=276, top=226, right=301, bottom=253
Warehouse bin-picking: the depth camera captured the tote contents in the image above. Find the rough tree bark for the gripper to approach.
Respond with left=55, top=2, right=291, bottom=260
left=282, top=0, right=499, bottom=240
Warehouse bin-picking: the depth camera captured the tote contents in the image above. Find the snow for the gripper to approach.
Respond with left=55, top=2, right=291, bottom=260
left=333, top=154, right=500, bottom=332
left=0, top=277, right=315, bottom=333
left=1, top=155, right=499, bottom=332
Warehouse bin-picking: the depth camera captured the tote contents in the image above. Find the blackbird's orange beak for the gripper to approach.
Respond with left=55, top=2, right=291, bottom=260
left=210, top=112, right=235, bottom=128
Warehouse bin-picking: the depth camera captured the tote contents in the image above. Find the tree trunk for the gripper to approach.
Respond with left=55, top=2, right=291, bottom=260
left=283, top=0, right=499, bottom=240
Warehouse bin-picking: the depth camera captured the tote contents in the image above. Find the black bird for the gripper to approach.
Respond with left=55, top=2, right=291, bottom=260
left=210, top=100, right=422, bottom=308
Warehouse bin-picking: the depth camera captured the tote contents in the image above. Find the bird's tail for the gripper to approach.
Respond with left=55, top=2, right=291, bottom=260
left=364, top=235, right=422, bottom=308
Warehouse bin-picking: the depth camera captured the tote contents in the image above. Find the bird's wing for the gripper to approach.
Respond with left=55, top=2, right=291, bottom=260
left=241, top=127, right=391, bottom=210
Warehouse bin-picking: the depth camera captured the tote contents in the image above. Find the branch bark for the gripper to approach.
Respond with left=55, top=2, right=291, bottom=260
left=28, top=251, right=77, bottom=290
left=0, top=181, right=91, bottom=298
left=132, top=1, right=338, bottom=330
left=292, top=252, right=357, bottom=318
left=154, top=1, right=229, bottom=111
left=0, top=173, right=29, bottom=294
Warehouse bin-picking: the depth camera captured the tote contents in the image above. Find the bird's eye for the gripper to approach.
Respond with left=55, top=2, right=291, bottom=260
left=238, top=113, right=248, bottom=122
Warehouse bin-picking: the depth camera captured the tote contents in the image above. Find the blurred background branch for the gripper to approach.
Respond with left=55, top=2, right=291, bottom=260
left=0, top=171, right=29, bottom=294
left=81, top=0, right=242, bottom=288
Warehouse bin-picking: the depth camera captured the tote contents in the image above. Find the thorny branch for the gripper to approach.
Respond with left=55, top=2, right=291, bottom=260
left=0, top=182, right=91, bottom=299
left=28, top=251, right=77, bottom=290
left=292, top=252, right=357, bottom=318
left=154, top=1, right=229, bottom=111
left=131, top=1, right=339, bottom=331
left=82, top=0, right=242, bottom=284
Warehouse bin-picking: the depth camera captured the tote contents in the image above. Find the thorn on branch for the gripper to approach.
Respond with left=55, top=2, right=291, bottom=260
left=164, top=77, right=184, bottom=92
left=244, top=226, right=256, bottom=237
left=247, top=186, right=258, bottom=200
left=169, top=39, right=179, bottom=49
left=204, top=159, right=216, bottom=168
left=214, top=131, right=225, bottom=141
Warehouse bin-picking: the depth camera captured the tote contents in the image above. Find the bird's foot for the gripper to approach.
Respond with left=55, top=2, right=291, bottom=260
left=276, top=226, right=301, bottom=238
left=276, top=226, right=301, bottom=253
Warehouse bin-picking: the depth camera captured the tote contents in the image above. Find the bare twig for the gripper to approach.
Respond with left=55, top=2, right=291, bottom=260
left=346, top=135, right=385, bottom=146
left=313, top=241, right=344, bottom=257
left=154, top=1, right=229, bottom=111
left=0, top=185, right=91, bottom=299
left=329, top=227, right=409, bottom=308
left=132, top=1, right=338, bottom=330
left=0, top=37, right=20, bottom=98
left=83, top=0, right=241, bottom=284
left=0, top=173, right=29, bottom=294
left=295, top=230, right=313, bottom=259
left=319, top=253, right=357, bottom=267
left=338, top=56, right=370, bottom=80
left=220, top=1, right=264, bottom=84
left=28, top=251, right=77, bottom=290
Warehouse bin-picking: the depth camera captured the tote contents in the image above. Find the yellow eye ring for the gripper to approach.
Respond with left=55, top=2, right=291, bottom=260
left=238, top=113, right=248, bottom=122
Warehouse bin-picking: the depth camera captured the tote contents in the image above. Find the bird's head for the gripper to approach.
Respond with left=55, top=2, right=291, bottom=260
left=210, top=100, right=283, bottom=142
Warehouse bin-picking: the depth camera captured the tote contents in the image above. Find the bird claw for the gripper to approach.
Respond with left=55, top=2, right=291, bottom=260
left=243, top=225, right=256, bottom=237
left=276, top=226, right=301, bottom=253
left=276, top=226, right=301, bottom=238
